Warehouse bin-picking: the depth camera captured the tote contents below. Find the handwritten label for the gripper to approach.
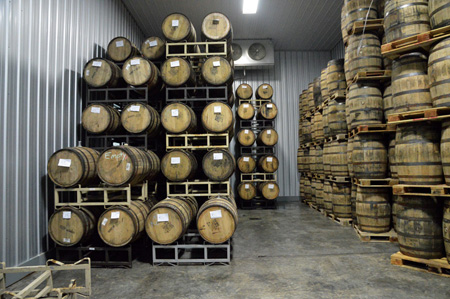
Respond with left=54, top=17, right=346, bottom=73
left=243, top=157, right=249, bottom=162
left=268, top=184, right=275, bottom=189
left=244, top=130, right=249, bottom=134
left=157, top=213, right=169, bottom=222
left=58, top=159, right=71, bottom=167
left=113, top=142, right=120, bottom=146
left=267, top=104, right=273, bottom=108
left=149, top=40, right=158, bottom=47
left=171, top=109, right=179, bottom=117
left=92, top=61, right=102, bottom=67
left=210, top=210, right=222, bottom=219
left=267, top=157, right=273, bottom=162
left=245, top=184, right=250, bottom=189
left=242, top=85, right=248, bottom=89
left=170, top=60, right=180, bottom=67
left=62, top=211, right=72, bottom=219
left=267, top=130, right=272, bottom=135
left=243, top=104, right=249, bottom=108
left=130, top=59, right=140, bottom=65
left=213, top=61, right=221, bottom=67
left=263, top=85, right=268, bottom=89
left=214, top=106, right=222, bottom=113
left=171, top=157, right=180, bottom=164
left=115, top=40, right=124, bottom=47
left=101, top=218, right=108, bottom=226
left=213, top=153, right=223, bottom=160
left=172, top=20, right=179, bottom=27
left=126, top=163, right=131, bottom=171
left=129, top=105, right=140, bottom=112
left=111, top=212, right=120, bottom=219
left=91, top=107, right=101, bottom=114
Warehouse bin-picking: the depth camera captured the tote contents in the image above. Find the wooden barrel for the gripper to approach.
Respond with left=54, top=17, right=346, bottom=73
left=329, top=140, right=349, bottom=177
left=323, top=180, right=333, bottom=214
left=83, top=58, right=122, bottom=88
left=328, top=99, right=347, bottom=136
left=258, top=155, right=279, bottom=173
left=429, top=38, right=450, bottom=108
left=47, top=147, right=99, bottom=187
left=311, top=178, right=317, bottom=205
left=315, top=180, right=324, bottom=209
left=49, top=207, right=95, bottom=246
left=97, top=146, right=159, bottom=186
left=201, top=12, right=233, bottom=43
left=236, top=83, right=253, bottom=99
left=304, top=177, right=312, bottom=203
left=311, top=112, right=324, bottom=142
left=257, top=102, right=278, bottom=120
left=353, top=135, right=387, bottom=179
left=392, top=52, right=432, bottom=113
left=444, top=199, right=450, bottom=263
left=347, top=138, right=354, bottom=178
left=297, top=148, right=303, bottom=173
left=82, top=104, right=120, bottom=134
left=351, top=183, right=357, bottom=224
left=304, top=148, right=311, bottom=173
left=161, top=149, right=197, bottom=182
left=307, top=83, right=315, bottom=111
left=238, top=183, right=257, bottom=200
left=162, top=13, right=197, bottom=42
left=388, top=138, right=398, bottom=179
left=259, top=181, right=280, bottom=200
left=161, top=103, right=197, bottom=134
left=356, top=186, right=391, bottom=233
left=309, top=146, right=317, bottom=174
left=301, top=90, right=309, bottom=116
left=397, top=200, right=444, bottom=259
left=107, top=36, right=141, bottom=62
left=300, top=180, right=305, bottom=200
left=197, top=196, right=238, bottom=244
left=201, top=56, right=233, bottom=86
left=141, top=36, right=165, bottom=61
left=98, top=200, right=153, bottom=247
left=237, top=103, right=255, bottom=120
left=383, top=84, right=394, bottom=121
left=122, top=57, right=162, bottom=93
left=313, top=76, right=323, bottom=107
left=382, top=35, right=393, bottom=70
left=332, top=182, right=352, bottom=219
left=161, top=57, right=196, bottom=87
left=347, top=83, right=383, bottom=130
left=237, top=129, right=256, bottom=146
left=341, top=0, right=379, bottom=45
left=345, top=93, right=352, bottom=132
left=302, top=118, right=312, bottom=143
left=145, top=197, right=197, bottom=245
left=341, top=2, right=349, bottom=45
left=256, top=83, right=274, bottom=99
left=316, top=145, right=324, bottom=175
left=396, top=123, right=443, bottom=185
left=121, top=103, right=160, bottom=135
left=327, top=59, right=347, bottom=94
left=257, top=129, right=278, bottom=146
left=345, top=33, right=382, bottom=84
left=323, top=142, right=331, bottom=176
left=201, top=102, right=234, bottom=133
left=441, top=120, right=450, bottom=185
left=392, top=195, right=434, bottom=232
left=429, top=0, right=450, bottom=29
left=323, top=104, right=330, bottom=138
left=384, top=0, right=430, bottom=43
left=238, top=155, right=256, bottom=173
left=320, top=68, right=329, bottom=99
left=202, top=149, right=235, bottom=181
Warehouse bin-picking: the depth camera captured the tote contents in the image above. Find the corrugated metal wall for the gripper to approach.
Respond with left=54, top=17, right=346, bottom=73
left=331, top=40, right=345, bottom=59
left=0, top=0, right=144, bottom=268
left=233, top=51, right=331, bottom=197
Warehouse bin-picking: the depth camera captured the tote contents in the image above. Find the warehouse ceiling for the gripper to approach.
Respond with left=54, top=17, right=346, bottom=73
left=121, top=0, right=343, bottom=51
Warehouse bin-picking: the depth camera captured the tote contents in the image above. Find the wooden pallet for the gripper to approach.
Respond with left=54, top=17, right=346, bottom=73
left=392, top=184, right=450, bottom=197
left=329, top=91, right=346, bottom=101
left=354, top=226, right=398, bottom=242
left=352, top=70, right=392, bottom=85
left=349, top=124, right=397, bottom=138
left=391, top=251, right=450, bottom=277
left=348, top=19, right=384, bottom=35
left=355, top=178, right=399, bottom=187
left=382, top=24, right=450, bottom=59
left=326, top=176, right=351, bottom=183
left=313, top=173, right=325, bottom=180
left=308, top=202, right=320, bottom=211
left=325, top=133, right=348, bottom=143
left=327, top=213, right=353, bottom=227
left=387, top=107, right=450, bottom=124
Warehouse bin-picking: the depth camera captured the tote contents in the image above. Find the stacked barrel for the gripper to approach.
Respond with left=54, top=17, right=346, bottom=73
left=235, top=83, right=280, bottom=207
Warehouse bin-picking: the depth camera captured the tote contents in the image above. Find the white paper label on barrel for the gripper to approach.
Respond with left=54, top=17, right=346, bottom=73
left=86, top=70, right=90, bottom=76
left=62, top=211, right=71, bottom=219
left=58, top=159, right=71, bottom=167
left=91, top=107, right=101, bottom=114
left=243, top=104, right=249, bottom=108
left=245, top=184, right=250, bottom=189
left=115, top=40, right=124, bottom=47
left=171, top=157, right=180, bottom=164
left=157, top=213, right=169, bottom=222
left=170, top=60, right=180, bottom=67
left=242, top=85, right=248, bottom=89
left=210, top=210, right=222, bottom=219
left=130, top=59, right=140, bottom=65
left=268, top=184, right=275, bottom=189
left=126, top=163, right=131, bottom=171
left=63, top=238, right=71, bottom=243
left=149, top=40, right=158, bottom=47
left=243, top=157, right=249, bottom=162
left=213, top=153, right=223, bottom=160
left=263, top=85, right=268, bottom=89
left=92, top=61, right=102, bottom=67
left=214, top=106, right=222, bottom=113
left=267, top=130, right=272, bottom=135
left=267, top=157, right=273, bottom=162
left=111, top=212, right=120, bottom=219
left=244, top=129, right=249, bottom=134
left=267, top=104, right=273, bottom=108
left=172, top=20, right=179, bottom=27
left=89, top=247, right=95, bottom=251
left=171, top=109, right=179, bottom=117
left=129, top=105, right=140, bottom=112
left=213, top=61, right=221, bottom=67
left=101, top=218, right=108, bottom=226
left=113, top=142, right=120, bottom=146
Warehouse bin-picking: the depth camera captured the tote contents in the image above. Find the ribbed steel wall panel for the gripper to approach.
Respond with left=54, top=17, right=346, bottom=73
left=233, top=51, right=331, bottom=197
left=0, top=0, right=143, bottom=267
left=331, top=39, right=345, bottom=59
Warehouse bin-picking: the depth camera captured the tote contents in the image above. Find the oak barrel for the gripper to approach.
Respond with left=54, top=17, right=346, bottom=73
left=329, top=140, right=349, bottom=177
left=257, top=102, right=278, bottom=120
left=332, top=182, right=352, bottom=219
left=392, top=195, right=433, bottom=232
left=327, top=59, right=347, bottom=94
left=256, top=128, right=278, bottom=146
left=82, top=104, right=120, bottom=134
left=256, top=83, right=274, bottom=99
left=383, top=84, right=394, bottom=121
left=236, top=83, right=253, bottom=99
left=356, top=186, right=391, bottom=233
left=238, top=155, right=256, bottom=173
left=161, top=103, right=197, bottom=134
left=388, top=138, right=398, bottom=179
left=429, top=38, right=450, bottom=107
left=201, top=56, right=233, bottom=86
left=161, top=149, right=197, bottom=181
left=323, top=180, right=333, bottom=214
left=141, top=36, right=165, bottom=61
left=237, top=103, right=255, bottom=120
left=311, top=111, right=324, bottom=142
left=107, top=37, right=141, bottom=62
left=429, top=0, right=450, bottom=29
left=441, top=120, right=450, bottom=185
left=162, top=13, right=197, bottom=42
left=202, top=149, right=235, bottom=181
left=122, top=57, right=162, bottom=94
left=347, top=138, right=354, bottom=178
left=353, top=135, right=387, bottom=179
left=161, top=57, right=196, bottom=87
left=347, top=83, right=383, bottom=130
left=258, top=155, right=279, bottom=173
left=238, top=183, right=257, bottom=200
left=302, top=118, right=312, bottom=143
left=201, top=12, right=233, bottom=43
left=83, top=58, right=122, bottom=88
left=320, top=68, right=329, bottom=99
left=307, top=83, right=315, bottom=111
left=341, top=0, right=379, bottom=45
left=351, top=183, right=357, bottom=224
left=323, top=142, right=331, bottom=176
left=323, top=103, right=330, bottom=138
left=304, top=177, right=312, bottom=203
left=237, top=129, right=256, bottom=146
left=444, top=199, right=450, bottom=262
left=313, top=76, right=323, bottom=107
left=201, top=102, right=234, bottom=133
left=121, top=103, right=160, bottom=135
left=315, top=180, right=324, bottom=209
left=49, top=207, right=95, bottom=247
left=47, top=147, right=99, bottom=187
left=327, top=99, right=347, bottom=136
left=259, top=181, right=280, bottom=200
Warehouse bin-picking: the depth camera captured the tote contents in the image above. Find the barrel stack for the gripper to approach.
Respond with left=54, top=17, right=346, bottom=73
left=236, top=83, right=279, bottom=209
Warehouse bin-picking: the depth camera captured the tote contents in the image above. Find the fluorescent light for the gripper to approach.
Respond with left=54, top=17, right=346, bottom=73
left=243, top=0, right=259, bottom=14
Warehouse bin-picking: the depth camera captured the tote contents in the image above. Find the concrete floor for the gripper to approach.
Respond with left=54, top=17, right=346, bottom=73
left=9, top=201, right=450, bottom=298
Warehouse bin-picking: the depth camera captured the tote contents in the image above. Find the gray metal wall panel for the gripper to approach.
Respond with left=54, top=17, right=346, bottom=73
left=0, top=0, right=144, bottom=267
left=233, top=51, right=331, bottom=197
left=331, top=39, right=345, bottom=60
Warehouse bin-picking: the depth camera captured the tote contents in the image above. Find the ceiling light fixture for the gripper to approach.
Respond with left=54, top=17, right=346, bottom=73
left=243, top=0, right=259, bottom=14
